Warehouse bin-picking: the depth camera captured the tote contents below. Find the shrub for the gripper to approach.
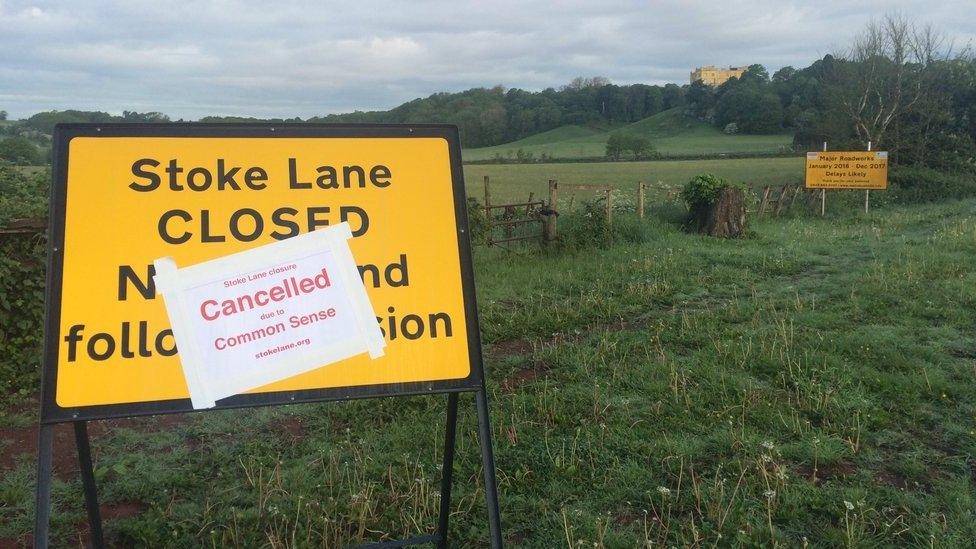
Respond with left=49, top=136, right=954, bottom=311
left=556, top=192, right=655, bottom=250
left=466, top=197, right=488, bottom=245
left=681, top=173, right=730, bottom=209
left=0, top=162, right=49, bottom=398
left=558, top=197, right=612, bottom=248
left=0, top=162, right=48, bottom=225
left=606, top=133, right=655, bottom=161
left=0, top=233, right=46, bottom=399
left=0, top=137, right=42, bottom=165
left=889, top=166, right=976, bottom=204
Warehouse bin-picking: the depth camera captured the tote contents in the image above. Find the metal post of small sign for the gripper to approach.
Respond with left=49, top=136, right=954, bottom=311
left=865, top=142, right=872, bottom=213
left=821, top=142, right=827, bottom=216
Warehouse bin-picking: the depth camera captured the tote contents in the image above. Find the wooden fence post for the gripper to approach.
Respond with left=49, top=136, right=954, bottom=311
left=525, top=192, right=535, bottom=216
left=789, top=186, right=802, bottom=209
left=774, top=185, right=790, bottom=216
left=605, top=188, right=613, bottom=226
left=637, top=181, right=645, bottom=219
left=544, top=179, right=558, bottom=242
left=758, top=186, right=771, bottom=216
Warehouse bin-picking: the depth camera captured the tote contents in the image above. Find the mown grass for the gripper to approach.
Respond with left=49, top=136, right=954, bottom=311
left=464, top=109, right=794, bottom=161
left=2, top=198, right=976, bottom=547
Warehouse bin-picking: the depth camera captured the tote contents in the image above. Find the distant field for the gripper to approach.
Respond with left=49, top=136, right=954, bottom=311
left=464, top=108, right=794, bottom=161
left=464, top=156, right=804, bottom=205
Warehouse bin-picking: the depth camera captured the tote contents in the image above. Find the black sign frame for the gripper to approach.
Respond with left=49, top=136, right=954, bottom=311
left=34, top=123, right=503, bottom=548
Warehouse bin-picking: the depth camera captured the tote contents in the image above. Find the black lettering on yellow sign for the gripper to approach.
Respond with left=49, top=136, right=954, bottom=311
left=43, top=125, right=479, bottom=420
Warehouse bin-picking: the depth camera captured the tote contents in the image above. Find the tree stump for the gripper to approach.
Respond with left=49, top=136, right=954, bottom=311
left=688, top=186, right=746, bottom=238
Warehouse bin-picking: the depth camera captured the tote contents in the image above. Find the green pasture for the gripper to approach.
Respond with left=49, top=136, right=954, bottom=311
left=464, top=108, right=794, bottom=161
left=464, top=156, right=804, bottom=205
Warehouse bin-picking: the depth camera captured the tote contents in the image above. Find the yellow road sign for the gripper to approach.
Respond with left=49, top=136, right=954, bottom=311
left=805, top=151, right=888, bottom=189
left=43, top=125, right=481, bottom=420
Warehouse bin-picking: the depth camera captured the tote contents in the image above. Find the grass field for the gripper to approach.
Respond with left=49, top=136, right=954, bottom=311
left=464, top=109, right=794, bottom=161
left=464, top=157, right=804, bottom=205
left=3, top=194, right=976, bottom=546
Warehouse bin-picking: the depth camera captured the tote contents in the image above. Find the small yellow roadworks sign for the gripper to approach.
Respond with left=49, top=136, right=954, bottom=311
left=805, top=151, right=888, bottom=190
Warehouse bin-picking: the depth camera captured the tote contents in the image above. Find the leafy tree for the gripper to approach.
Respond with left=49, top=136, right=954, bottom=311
left=25, top=110, right=117, bottom=133
left=685, top=81, right=715, bottom=120
left=743, top=64, right=770, bottom=83
left=715, top=87, right=783, bottom=133
left=606, top=133, right=653, bottom=160
left=772, top=66, right=796, bottom=83
left=0, top=110, right=7, bottom=120
left=625, top=135, right=652, bottom=160
left=564, top=76, right=611, bottom=90
left=0, top=137, right=41, bottom=165
left=122, top=111, right=170, bottom=122
left=662, top=84, right=685, bottom=109
left=605, top=133, right=625, bottom=160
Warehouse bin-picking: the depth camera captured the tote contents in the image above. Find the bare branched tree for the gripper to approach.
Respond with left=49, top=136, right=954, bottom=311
left=827, top=13, right=953, bottom=150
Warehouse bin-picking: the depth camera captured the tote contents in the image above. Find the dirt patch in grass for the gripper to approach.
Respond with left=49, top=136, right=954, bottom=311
left=501, top=367, right=543, bottom=393
left=1, top=414, right=188, bottom=479
left=874, top=466, right=940, bottom=493
left=489, top=338, right=535, bottom=358
left=99, top=500, right=147, bottom=520
left=271, top=417, right=305, bottom=440
left=794, top=461, right=858, bottom=484
left=0, top=422, right=78, bottom=479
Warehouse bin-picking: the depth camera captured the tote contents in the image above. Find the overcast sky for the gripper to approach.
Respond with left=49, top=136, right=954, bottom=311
left=2, top=0, right=974, bottom=120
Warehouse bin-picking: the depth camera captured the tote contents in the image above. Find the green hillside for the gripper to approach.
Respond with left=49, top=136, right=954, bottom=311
left=464, top=108, right=793, bottom=161
left=496, top=124, right=608, bottom=147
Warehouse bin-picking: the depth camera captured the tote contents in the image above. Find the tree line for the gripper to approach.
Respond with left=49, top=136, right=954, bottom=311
left=683, top=15, right=975, bottom=171
left=7, top=82, right=687, bottom=153
left=4, top=14, right=974, bottom=171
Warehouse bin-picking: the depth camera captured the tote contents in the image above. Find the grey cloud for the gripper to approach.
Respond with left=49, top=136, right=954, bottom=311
left=1, top=0, right=973, bottom=119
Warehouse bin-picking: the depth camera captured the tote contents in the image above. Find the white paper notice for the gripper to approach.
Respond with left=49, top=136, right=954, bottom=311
left=152, top=223, right=385, bottom=409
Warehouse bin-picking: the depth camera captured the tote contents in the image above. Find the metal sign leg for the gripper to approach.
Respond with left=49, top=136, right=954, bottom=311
left=436, top=393, right=459, bottom=549
left=34, top=424, right=55, bottom=549
left=475, top=388, right=503, bottom=548
left=74, top=421, right=105, bottom=548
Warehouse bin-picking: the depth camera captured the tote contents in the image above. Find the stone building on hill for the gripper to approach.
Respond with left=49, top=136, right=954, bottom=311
left=690, top=66, right=748, bottom=86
